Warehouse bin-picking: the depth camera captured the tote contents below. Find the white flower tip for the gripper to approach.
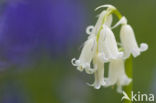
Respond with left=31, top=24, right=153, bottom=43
left=86, top=25, right=95, bottom=35
left=87, top=81, right=105, bottom=89
left=120, top=16, right=127, bottom=24
left=112, top=16, right=127, bottom=29
left=117, top=86, right=123, bottom=94
left=132, top=50, right=140, bottom=58
left=98, top=53, right=109, bottom=62
left=140, top=43, right=148, bottom=52
left=94, top=84, right=101, bottom=89
left=128, top=78, right=132, bottom=84
left=103, top=78, right=111, bottom=87
left=86, top=82, right=92, bottom=86
left=118, top=52, right=124, bottom=58
left=82, top=63, right=89, bottom=68
left=125, top=78, right=132, bottom=85
left=86, top=83, right=101, bottom=89
left=95, top=4, right=116, bottom=11
left=71, top=58, right=84, bottom=72
left=120, top=77, right=132, bottom=86
left=77, top=66, right=84, bottom=72
left=101, top=80, right=106, bottom=86
left=71, top=58, right=77, bottom=66
left=85, top=67, right=97, bottom=74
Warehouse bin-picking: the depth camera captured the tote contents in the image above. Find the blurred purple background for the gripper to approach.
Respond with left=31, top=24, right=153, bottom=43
left=0, top=0, right=86, bottom=68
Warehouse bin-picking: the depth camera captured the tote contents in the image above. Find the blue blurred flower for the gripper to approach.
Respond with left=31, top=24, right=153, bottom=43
left=0, top=0, right=86, bottom=68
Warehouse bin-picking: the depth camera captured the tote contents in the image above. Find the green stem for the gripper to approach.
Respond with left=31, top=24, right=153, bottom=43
left=124, top=55, right=133, bottom=103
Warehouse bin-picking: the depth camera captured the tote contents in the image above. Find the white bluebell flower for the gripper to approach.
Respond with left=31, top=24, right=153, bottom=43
left=97, top=24, right=123, bottom=61
left=120, top=23, right=148, bottom=58
left=105, top=59, right=132, bottom=93
left=71, top=37, right=97, bottom=74
left=113, top=16, right=148, bottom=58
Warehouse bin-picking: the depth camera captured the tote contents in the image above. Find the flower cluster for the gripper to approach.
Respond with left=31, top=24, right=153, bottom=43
left=71, top=5, right=148, bottom=93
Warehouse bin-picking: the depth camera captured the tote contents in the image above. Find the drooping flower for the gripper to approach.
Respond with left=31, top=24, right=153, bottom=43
left=120, top=24, right=148, bottom=58
left=89, top=55, right=106, bottom=89
left=105, top=59, right=132, bottom=93
left=97, top=24, right=123, bottom=61
left=112, top=16, right=148, bottom=58
left=71, top=37, right=97, bottom=74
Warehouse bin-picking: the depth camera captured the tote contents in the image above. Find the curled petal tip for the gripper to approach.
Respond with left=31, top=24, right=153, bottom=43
left=71, top=58, right=77, bottom=66
left=140, top=43, right=148, bottom=52
left=95, top=4, right=116, bottom=11
left=86, top=25, right=95, bottom=35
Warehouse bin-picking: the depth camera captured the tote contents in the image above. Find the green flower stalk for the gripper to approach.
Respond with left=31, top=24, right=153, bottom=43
left=71, top=4, right=148, bottom=101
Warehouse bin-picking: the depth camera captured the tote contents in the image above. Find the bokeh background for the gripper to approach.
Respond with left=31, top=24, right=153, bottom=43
left=0, top=0, right=155, bottom=103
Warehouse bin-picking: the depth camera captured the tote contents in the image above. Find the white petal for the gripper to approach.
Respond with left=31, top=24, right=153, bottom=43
left=98, top=27, right=112, bottom=59
left=97, top=53, right=109, bottom=62
left=79, top=37, right=97, bottom=63
left=71, top=37, right=97, bottom=72
left=116, top=84, right=123, bottom=93
left=105, top=60, right=118, bottom=86
left=120, top=24, right=148, bottom=58
left=95, top=11, right=112, bottom=33
left=105, top=14, right=113, bottom=27
left=106, top=59, right=132, bottom=91
left=140, top=43, right=148, bottom=52
left=88, top=10, right=113, bottom=39
left=89, top=56, right=106, bottom=89
left=85, top=65, right=97, bottom=74
left=98, top=25, right=122, bottom=60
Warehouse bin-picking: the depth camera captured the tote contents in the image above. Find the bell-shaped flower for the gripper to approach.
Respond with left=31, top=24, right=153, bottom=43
left=120, top=21, right=148, bottom=58
left=97, top=24, right=123, bottom=61
left=88, top=55, right=106, bottom=89
left=105, top=59, right=132, bottom=93
left=71, top=37, right=97, bottom=74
